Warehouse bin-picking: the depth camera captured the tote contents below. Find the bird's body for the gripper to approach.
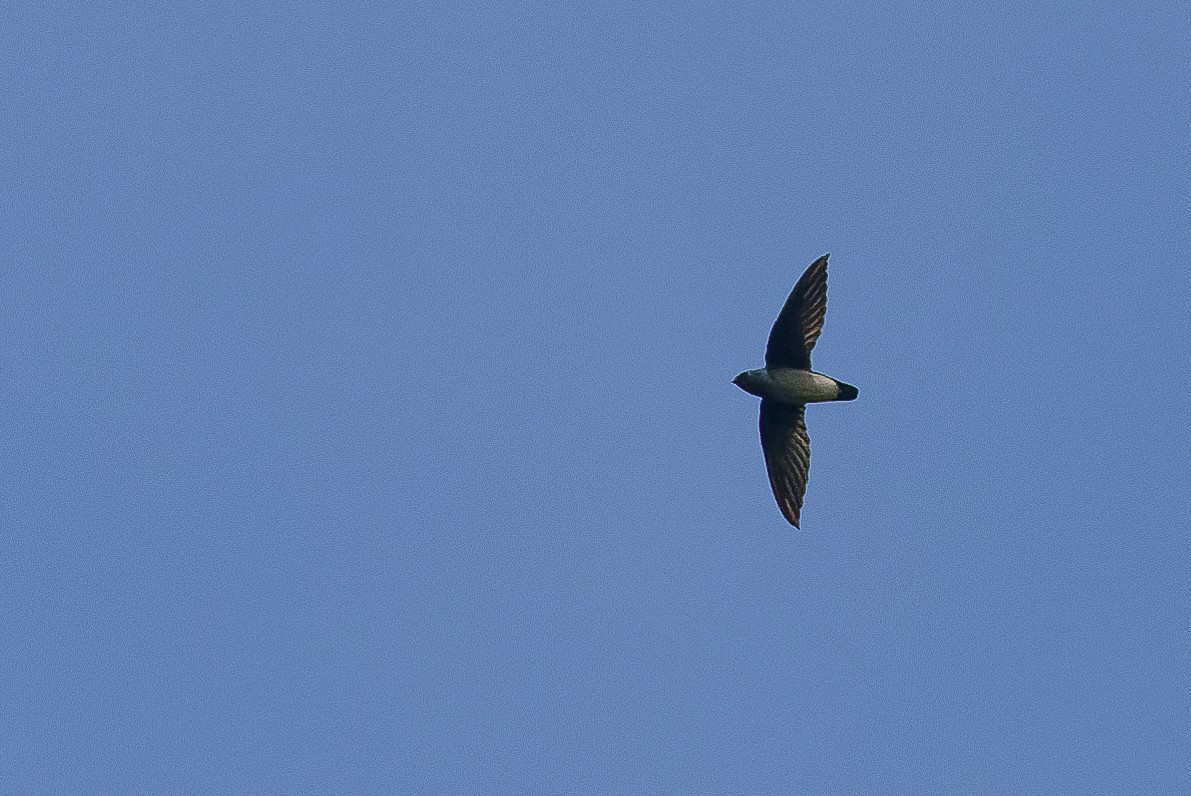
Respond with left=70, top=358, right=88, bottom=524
left=733, top=254, right=856, bottom=527
left=733, top=368, right=855, bottom=404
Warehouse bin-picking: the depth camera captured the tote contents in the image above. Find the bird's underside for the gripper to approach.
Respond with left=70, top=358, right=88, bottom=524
left=736, top=253, right=853, bottom=528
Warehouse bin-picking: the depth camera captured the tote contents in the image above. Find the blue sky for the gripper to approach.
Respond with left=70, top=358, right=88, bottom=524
left=3, top=2, right=1189, bottom=793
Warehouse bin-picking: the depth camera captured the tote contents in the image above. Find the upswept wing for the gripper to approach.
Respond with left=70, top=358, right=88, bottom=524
left=764, top=254, right=829, bottom=370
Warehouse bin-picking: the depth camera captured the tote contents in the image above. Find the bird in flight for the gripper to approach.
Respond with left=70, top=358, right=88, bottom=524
left=733, top=254, right=857, bottom=527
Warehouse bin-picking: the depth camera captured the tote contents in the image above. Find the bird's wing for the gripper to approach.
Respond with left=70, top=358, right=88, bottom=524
left=759, top=400, right=810, bottom=528
left=764, top=254, right=829, bottom=370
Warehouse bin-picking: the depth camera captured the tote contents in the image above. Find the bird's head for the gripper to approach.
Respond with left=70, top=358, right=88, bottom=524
left=732, top=369, right=767, bottom=397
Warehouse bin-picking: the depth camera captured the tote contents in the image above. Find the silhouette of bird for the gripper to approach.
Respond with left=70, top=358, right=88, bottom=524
left=733, top=254, right=857, bottom=527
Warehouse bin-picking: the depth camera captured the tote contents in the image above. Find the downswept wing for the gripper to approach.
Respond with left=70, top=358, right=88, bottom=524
left=764, top=254, right=829, bottom=370
left=759, top=399, right=810, bottom=528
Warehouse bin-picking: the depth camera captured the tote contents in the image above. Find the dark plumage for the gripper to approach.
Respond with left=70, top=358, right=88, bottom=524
left=733, top=254, right=857, bottom=527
